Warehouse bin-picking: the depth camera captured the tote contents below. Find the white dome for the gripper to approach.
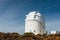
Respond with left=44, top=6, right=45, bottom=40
left=29, top=11, right=36, bottom=16
left=25, top=11, right=46, bottom=35
left=36, top=12, right=42, bottom=16
left=25, top=11, right=42, bottom=21
left=28, top=11, right=42, bottom=17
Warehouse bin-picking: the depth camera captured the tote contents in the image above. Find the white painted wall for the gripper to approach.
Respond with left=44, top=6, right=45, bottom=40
left=25, top=11, right=46, bottom=35
left=51, top=31, right=60, bottom=34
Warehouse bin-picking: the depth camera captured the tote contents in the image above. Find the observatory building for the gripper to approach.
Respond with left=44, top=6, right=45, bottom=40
left=25, top=11, right=46, bottom=35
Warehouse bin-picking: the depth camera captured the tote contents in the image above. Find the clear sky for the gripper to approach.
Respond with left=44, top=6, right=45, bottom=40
left=0, top=0, right=60, bottom=34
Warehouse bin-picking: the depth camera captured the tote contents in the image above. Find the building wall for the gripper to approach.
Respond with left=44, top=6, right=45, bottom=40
left=25, top=11, right=46, bottom=35
left=50, top=31, right=60, bottom=34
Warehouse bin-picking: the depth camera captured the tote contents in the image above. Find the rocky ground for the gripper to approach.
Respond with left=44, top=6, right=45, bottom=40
left=0, top=32, right=60, bottom=40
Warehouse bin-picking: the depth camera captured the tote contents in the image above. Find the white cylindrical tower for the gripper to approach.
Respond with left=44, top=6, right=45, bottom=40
left=25, top=11, right=46, bottom=35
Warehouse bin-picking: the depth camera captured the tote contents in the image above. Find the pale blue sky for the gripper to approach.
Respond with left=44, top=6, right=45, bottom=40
left=0, top=0, right=60, bottom=34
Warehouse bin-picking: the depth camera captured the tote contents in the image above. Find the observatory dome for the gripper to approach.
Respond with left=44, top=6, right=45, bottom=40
left=25, top=11, right=42, bottom=22
left=28, top=11, right=42, bottom=16
left=25, top=11, right=46, bottom=35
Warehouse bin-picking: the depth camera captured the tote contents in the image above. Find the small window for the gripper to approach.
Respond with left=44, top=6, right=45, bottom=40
left=42, top=26, right=44, bottom=28
left=40, top=23, right=41, bottom=24
left=34, top=30, right=35, bottom=32
left=40, top=31, right=41, bottom=32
